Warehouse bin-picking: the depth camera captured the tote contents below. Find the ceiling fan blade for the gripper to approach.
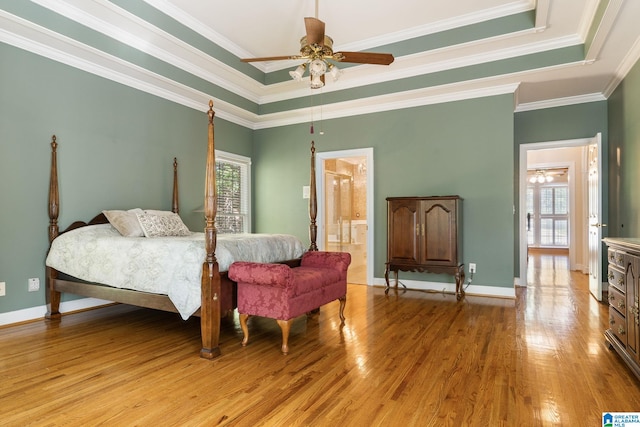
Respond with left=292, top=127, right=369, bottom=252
left=241, top=55, right=299, bottom=62
left=305, top=17, right=325, bottom=46
left=334, top=51, right=394, bottom=65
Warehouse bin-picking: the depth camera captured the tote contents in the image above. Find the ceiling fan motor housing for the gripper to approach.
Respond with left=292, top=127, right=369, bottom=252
left=300, top=35, right=335, bottom=60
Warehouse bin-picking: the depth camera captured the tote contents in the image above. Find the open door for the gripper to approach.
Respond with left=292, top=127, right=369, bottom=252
left=588, top=134, right=604, bottom=300
left=519, top=135, right=603, bottom=289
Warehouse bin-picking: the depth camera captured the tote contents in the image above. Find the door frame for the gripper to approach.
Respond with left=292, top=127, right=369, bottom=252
left=518, top=135, right=602, bottom=287
left=316, top=147, right=374, bottom=286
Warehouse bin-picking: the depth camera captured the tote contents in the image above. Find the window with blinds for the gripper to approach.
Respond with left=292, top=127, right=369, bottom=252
left=215, top=151, right=251, bottom=234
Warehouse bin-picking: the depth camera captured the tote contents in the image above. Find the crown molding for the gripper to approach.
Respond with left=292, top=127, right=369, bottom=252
left=0, top=5, right=621, bottom=128
left=514, top=93, right=606, bottom=112
left=602, top=34, right=640, bottom=98
left=241, top=0, right=535, bottom=73
left=32, top=0, right=263, bottom=103
left=584, top=0, right=624, bottom=63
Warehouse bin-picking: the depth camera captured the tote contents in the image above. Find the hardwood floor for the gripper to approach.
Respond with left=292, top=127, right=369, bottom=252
left=2, top=251, right=639, bottom=426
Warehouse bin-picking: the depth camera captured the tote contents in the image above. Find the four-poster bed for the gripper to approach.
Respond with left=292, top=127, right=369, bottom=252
left=45, top=100, right=319, bottom=359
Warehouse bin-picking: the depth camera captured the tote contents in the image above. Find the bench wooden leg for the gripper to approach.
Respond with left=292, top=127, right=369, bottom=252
left=339, top=296, right=347, bottom=324
left=239, top=313, right=250, bottom=347
left=276, top=319, right=293, bottom=355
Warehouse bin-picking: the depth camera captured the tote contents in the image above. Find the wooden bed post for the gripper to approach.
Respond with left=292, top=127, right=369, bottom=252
left=200, top=100, right=221, bottom=359
left=309, top=140, right=318, bottom=251
left=46, top=135, right=61, bottom=320
left=172, top=157, right=179, bottom=214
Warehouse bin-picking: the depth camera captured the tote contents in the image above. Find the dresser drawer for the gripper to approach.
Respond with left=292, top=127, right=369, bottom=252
left=608, top=248, right=627, bottom=268
left=608, top=265, right=626, bottom=293
left=609, top=286, right=627, bottom=316
left=609, top=307, right=628, bottom=347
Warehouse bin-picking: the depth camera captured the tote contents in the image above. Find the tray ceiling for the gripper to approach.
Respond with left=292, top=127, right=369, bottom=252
left=1, top=0, right=639, bottom=128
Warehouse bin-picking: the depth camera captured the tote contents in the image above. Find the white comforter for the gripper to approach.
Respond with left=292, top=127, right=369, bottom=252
left=45, top=224, right=306, bottom=319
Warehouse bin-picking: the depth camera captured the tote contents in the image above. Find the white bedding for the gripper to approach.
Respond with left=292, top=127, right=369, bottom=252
left=45, top=224, right=306, bottom=319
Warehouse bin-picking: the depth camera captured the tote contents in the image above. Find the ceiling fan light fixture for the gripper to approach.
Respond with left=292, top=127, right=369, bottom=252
left=289, top=63, right=306, bottom=81
left=309, top=58, right=327, bottom=76
left=529, top=169, right=554, bottom=184
left=328, top=63, right=342, bottom=81
left=310, top=72, right=324, bottom=89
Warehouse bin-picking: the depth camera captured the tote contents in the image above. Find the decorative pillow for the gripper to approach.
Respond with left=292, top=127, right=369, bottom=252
left=136, top=211, right=191, bottom=237
left=102, top=208, right=144, bottom=237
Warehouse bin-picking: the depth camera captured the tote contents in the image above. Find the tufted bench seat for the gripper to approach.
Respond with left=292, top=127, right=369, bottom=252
left=228, top=251, right=351, bottom=354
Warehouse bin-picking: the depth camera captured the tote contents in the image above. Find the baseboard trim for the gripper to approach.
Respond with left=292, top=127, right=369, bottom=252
left=0, top=298, right=112, bottom=327
left=372, top=277, right=515, bottom=298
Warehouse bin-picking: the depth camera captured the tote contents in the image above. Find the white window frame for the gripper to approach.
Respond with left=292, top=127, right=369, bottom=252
left=215, top=150, right=251, bottom=234
left=527, top=182, right=570, bottom=248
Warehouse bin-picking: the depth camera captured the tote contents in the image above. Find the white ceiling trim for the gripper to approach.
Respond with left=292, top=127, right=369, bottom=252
left=257, top=31, right=583, bottom=105
left=576, top=0, right=601, bottom=40
left=148, top=0, right=535, bottom=74
left=12, top=0, right=582, bottom=110
left=32, top=0, right=263, bottom=103
left=142, top=0, right=257, bottom=60
left=251, top=83, right=521, bottom=130
left=584, top=0, right=624, bottom=63
left=1, top=5, right=629, bottom=129
left=515, top=93, right=606, bottom=112
left=0, top=7, right=606, bottom=129
left=534, top=0, right=551, bottom=30
left=602, top=34, right=640, bottom=98
left=340, top=0, right=534, bottom=51
left=259, top=0, right=535, bottom=73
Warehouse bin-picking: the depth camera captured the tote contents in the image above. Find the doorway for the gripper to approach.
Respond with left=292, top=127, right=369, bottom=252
left=316, top=148, right=373, bottom=285
left=518, top=135, right=603, bottom=300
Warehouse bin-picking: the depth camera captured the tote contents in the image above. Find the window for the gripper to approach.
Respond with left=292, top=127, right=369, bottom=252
left=527, top=183, right=569, bottom=248
left=215, top=150, right=251, bottom=234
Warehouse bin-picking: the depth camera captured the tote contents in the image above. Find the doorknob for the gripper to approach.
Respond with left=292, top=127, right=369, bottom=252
left=592, top=223, right=607, bottom=227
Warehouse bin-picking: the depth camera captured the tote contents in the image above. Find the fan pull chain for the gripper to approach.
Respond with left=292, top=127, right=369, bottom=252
left=310, top=87, right=314, bottom=134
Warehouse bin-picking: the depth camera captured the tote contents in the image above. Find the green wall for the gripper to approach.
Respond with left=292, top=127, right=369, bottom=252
left=608, top=57, right=640, bottom=236
left=2, top=32, right=630, bottom=317
left=0, top=42, right=251, bottom=313
left=254, top=95, right=516, bottom=288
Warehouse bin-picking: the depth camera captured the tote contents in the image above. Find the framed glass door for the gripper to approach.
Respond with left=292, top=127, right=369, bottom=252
left=527, top=181, right=569, bottom=248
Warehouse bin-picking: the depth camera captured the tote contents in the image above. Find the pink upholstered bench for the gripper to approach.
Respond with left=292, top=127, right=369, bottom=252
left=228, top=251, right=351, bottom=354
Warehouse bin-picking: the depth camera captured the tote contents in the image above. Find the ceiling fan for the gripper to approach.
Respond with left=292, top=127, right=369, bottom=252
left=241, top=4, right=394, bottom=89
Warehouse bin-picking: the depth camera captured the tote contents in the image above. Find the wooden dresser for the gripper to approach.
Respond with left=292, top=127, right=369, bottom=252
left=385, top=196, right=465, bottom=299
left=603, top=238, right=640, bottom=380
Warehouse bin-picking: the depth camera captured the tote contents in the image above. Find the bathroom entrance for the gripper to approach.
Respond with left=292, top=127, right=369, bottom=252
left=316, top=148, right=373, bottom=285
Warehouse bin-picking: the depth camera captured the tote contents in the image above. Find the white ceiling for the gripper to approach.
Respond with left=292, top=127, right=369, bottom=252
left=2, top=0, right=640, bottom=128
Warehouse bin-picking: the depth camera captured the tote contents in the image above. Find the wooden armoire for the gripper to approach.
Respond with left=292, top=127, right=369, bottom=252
left=385, top=196, right=465, bottom=299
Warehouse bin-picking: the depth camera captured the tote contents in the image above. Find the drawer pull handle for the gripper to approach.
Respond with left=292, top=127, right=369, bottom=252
left=608, top=272, right=615, bottom=281
left=631, top=306, right=640, bottom=326
left=610, top=316, right=615, bottom=326
left=609, top=294, right=615, bottom=302
left=618, top=325, right=626, bottom=335
left=618, top=300, right=626, bottom=310
left=618, top=278, right=624, bottom=286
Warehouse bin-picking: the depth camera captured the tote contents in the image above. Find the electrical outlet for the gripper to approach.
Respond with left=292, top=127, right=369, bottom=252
left=0, top=282, right=5, bottom=296
left=469, top=263, right=476, bottom=274
left=28, top=278, right=40, bottom=292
